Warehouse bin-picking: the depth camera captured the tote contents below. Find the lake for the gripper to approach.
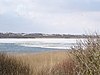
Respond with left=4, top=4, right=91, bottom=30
left=0, top=38, right=85, bottom=53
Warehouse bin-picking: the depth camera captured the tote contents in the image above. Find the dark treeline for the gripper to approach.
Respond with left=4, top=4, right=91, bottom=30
left=0, top=32, right=97, bottom=38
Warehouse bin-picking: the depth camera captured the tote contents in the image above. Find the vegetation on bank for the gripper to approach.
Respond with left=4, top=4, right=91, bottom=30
left=71, top=35, right=100, bottom=75
left=37, top=35, right=100, bottom=75
left=0, top=34, right=100, bottom=75
left=0, top=53, right=32, bottom=75
left=0, top=32, right=95, bottom=38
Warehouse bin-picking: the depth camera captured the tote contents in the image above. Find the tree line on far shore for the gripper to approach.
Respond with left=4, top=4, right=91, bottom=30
left=0, top=32, right=97, bottom=38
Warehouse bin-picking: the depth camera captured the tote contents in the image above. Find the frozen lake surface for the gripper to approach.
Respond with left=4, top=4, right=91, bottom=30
left=0, top=38, right=85, bottom=53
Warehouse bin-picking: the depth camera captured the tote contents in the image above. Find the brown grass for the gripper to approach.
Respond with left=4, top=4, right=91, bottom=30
left=9, top=51, right=70, bottom=75
left=0, top=53, right=32, bottom=75
left=51, top=57, right=76, bottom=75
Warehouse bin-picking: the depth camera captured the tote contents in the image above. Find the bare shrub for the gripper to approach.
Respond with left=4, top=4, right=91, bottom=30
left=50, top=34, right=100, bottom=75
left=72, top=34, right=100, bottom=75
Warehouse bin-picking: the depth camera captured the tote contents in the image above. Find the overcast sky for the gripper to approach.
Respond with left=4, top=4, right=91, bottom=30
left=0, top=0, right=100, bottom=34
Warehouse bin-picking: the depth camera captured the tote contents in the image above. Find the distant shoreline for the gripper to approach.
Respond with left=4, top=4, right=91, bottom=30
left=0, top=37, right=94, bottom=39
left=0, top=32, right=97, bottom=38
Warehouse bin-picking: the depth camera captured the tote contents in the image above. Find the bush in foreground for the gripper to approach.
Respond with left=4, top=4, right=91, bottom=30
left=0, top=53, right=32, bottom=75
left=49, top=34, right=100, bottom=75
left=72, top=35, right=100, bottom=75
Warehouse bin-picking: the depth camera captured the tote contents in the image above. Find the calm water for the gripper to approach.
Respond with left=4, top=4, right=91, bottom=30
left=0, top=38, right=84, bottom=53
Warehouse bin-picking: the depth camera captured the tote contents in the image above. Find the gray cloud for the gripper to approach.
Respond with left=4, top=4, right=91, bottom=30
left=0, top=0, right=100, bottom=34
left=0, top=12, right=45, bottom=32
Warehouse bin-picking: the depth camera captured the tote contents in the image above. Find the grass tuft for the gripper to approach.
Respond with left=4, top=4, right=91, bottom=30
left=0, top=53, right=32, bottom=75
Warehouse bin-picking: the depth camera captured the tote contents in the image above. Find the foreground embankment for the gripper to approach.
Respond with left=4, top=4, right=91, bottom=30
left=0, top=51, right=74, bottom=75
